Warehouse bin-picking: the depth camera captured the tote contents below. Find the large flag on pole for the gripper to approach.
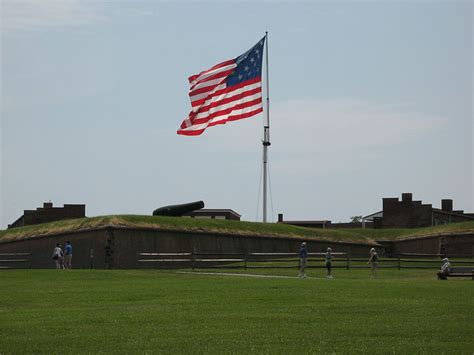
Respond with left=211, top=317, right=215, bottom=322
left=177, top=37, right=266, bottom=136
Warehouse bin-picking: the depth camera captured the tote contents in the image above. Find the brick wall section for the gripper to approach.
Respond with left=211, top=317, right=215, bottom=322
left=0, top=228, right=376, bottom=269
left=382, top=194, right=433, bottom=228
left=377, top=194, right=474, bottom=228
left=432, top=210, right=474, bottom=225
left=391, top=234, right=474, bottom=257
left=0, top=229, right=107, bottom=268
left=9, top=203, right=86, bottom=228
left=1, top=228, right=472, bottom=268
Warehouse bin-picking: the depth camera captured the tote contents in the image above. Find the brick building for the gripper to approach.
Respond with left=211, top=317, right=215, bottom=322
left=8, top=202, right=86, bottom=229
left=277, top=214, right=330, bottom=228
left=181, top=209, right=241, bottom=221
left=276, top=214, right=372, bottom=229
left=364, top=193, right=474, bottom=228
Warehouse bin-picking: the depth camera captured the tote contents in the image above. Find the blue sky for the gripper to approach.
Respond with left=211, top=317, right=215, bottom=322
left=1, top=0, right=472, bottom=228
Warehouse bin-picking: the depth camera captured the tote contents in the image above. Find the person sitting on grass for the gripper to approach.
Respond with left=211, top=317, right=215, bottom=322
left=325, top=247, right=333, bottom=279
left=437, top=258, right=451, bottom=280
left=298, top=242, right=308, bottom=278
left=367, top=248, right=378, bottom=278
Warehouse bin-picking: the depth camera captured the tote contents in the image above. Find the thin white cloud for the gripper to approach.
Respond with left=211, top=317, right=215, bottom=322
left=273, top=98, right=446, bottom=148
left=269, top=98, right=447, bottom=174
left=1, top=0, right=107, bottom=33
left=204, top=98, right=446, bottom=149
left=198, top=97, right=448, bottom=175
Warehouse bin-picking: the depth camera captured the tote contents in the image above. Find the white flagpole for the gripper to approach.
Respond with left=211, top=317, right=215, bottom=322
left=262, top=31, right=271, bottom=223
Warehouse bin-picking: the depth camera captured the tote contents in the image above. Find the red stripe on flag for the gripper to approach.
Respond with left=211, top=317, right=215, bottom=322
left=190, top=77, right=261, bottom=107
left=195, top=86, right=262, bottom=115
left=193, top=97, right=263, bottom=125
left=189, top=69, right=234, bottom=91
left=188, top=59, right=235, bottom=83
left=177, top=107, right=264, bottom=136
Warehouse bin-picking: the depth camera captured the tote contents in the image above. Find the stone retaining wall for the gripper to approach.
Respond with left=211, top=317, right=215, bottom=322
left=0, top=227, right=375, bottom=269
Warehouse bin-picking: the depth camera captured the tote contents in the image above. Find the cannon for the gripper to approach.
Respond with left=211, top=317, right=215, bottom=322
left=152, top=201, right=205, bottom=217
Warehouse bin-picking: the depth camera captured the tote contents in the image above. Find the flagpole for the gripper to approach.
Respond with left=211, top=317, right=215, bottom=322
left=262, top=31, right=271, bottom=223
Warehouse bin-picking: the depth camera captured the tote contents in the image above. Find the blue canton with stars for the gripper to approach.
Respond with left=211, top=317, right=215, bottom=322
left=226, top=37, right=265, bottom=87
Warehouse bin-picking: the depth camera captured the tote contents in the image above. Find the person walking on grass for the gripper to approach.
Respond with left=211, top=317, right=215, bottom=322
left=52, top=244, right=64, bottom=269
left=368, top=248, right=378, bottom=278
left=325, top=247, right=333, bottom=279
left=298, top=242, right=308, bottom=278
left=64, top=241, right=73, bottom=269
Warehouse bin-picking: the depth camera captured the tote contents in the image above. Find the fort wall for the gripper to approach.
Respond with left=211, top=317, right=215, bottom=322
left=0, top=227, right=376, bottom=269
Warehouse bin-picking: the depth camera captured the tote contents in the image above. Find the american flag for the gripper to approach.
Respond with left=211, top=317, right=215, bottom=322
left=177, top=37, right=266, bottom=136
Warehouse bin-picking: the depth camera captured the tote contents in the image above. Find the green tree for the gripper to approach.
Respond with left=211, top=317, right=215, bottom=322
left=350, top=216, right=362, bottom=223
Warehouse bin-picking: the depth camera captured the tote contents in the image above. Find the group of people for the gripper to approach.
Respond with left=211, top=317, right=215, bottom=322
left=52, top=241, right=73, bottom=269
left=298, top=243, right=379, bottom=278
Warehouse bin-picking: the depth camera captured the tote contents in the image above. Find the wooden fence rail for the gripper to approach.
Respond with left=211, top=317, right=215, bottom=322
left=0, top=253, right=32, bottom=269
left=137, top=252, right=351, bottom=270
left=137, top=252, right=474, bottom=271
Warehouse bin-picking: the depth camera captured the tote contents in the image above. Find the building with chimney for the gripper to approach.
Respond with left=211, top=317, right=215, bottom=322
left=8, top=202, right=86, bottom=229
left=364, top=193, right=474, bottom=228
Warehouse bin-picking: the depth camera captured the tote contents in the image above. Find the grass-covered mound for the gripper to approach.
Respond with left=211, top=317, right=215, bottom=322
left=0, top=215, right=473, bottom=244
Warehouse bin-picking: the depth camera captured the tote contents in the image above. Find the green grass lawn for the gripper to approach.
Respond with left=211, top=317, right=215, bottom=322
left=0, top=269, right=472, bottom=354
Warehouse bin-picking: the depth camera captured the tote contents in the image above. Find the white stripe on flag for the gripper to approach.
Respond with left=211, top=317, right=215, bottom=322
left=191, top=82, right=262, bottom=113
left=190, top=63, right=237, bottom=87
left=194, top=92, right=262, bottom=120
left=189, top=83, right=227, bottom=102
left=181, top=103, right=263, bottom=132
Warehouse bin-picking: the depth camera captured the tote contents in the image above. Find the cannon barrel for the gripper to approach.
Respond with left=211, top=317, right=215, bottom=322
left=152, top=201, right=205, bottom=217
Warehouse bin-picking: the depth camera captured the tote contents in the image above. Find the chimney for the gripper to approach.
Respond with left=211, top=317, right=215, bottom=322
left=43, top=202, right=53, bottom=208
left=401, top=193, right=412, bottom=203
left=441, top=199, right=453, bottom=212
left=278, top=213, right=283, bottom=223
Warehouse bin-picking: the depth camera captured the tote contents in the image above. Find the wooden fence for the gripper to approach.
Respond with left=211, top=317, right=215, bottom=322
left=0, top=253, right=32, bottom=269
left=137, top=252, right=474, bottom=270
left=137, top=252, right=349, bottom=269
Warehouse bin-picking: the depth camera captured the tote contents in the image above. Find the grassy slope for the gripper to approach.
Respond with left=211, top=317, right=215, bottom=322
left=0, top=215, right=473, bottom=245
left=0, top=269, right=472, bottom=354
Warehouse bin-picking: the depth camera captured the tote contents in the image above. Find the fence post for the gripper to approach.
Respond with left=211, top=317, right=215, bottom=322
left=398, top=254, right=401, bottom=270
left=244, top=253, right=247, bottom=270
left=346, top=253, right=349, bottom=270
left=192, top=252, right=195, bottom=270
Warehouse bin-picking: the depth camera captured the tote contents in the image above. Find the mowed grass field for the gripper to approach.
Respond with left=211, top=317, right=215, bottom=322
left=0, top=269, right=473, bottom=354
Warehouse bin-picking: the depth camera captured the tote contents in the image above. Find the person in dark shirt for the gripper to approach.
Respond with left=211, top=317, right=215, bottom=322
left=298, top=242, right=308, bottom=278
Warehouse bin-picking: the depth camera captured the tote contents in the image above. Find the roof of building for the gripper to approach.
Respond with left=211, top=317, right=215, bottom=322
left=184, top=209, right=241, bottom=217
left=432, top=208, right=474, bottom=219
left=363, top=211, right=383, bottom=221
left=280, top=220, right=330, bottom=225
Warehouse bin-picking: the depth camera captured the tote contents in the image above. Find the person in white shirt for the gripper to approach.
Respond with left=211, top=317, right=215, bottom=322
left=52, top=244, right=64, bottom=269
left=367, top=248, right=378, bottom=278
left=437, top=258, right=451, bottom=280
left=325, top=247, right=333, bottom=279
